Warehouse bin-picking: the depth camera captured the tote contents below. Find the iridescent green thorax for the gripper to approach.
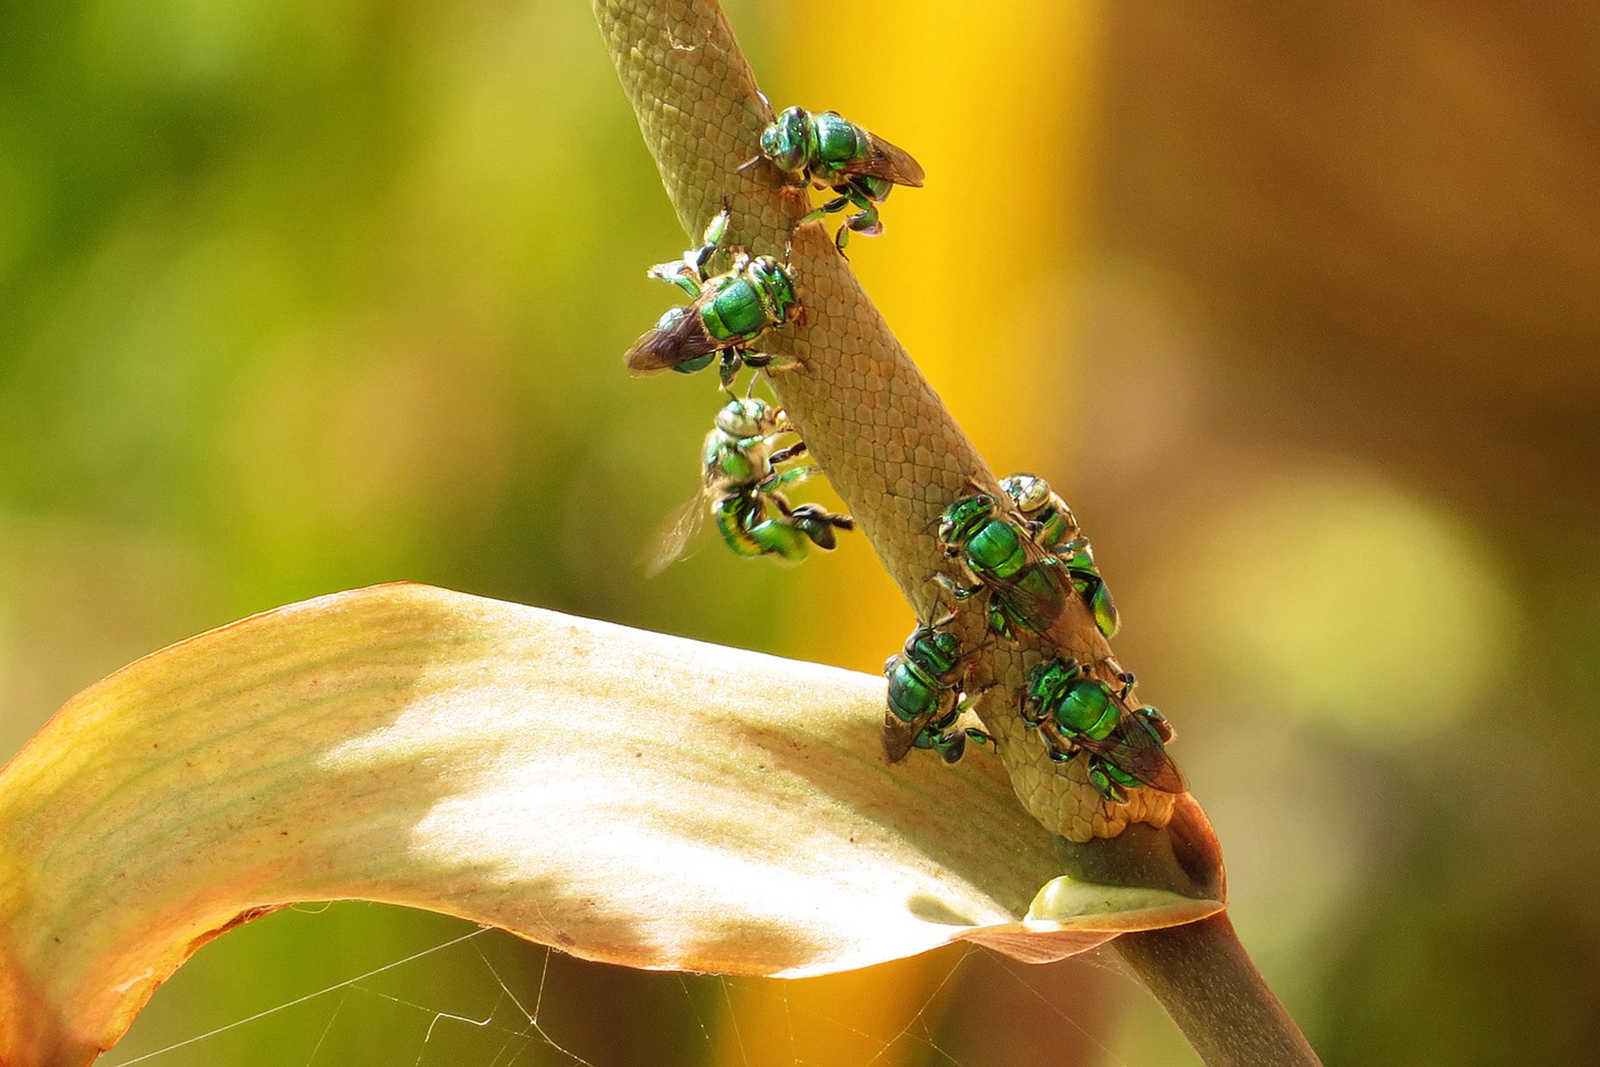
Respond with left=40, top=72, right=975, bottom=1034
left=698, top=256, right=796, bottom=343
left=1024, top=658, right=1116, bottom=740
left=1055, top=681, right=1119, bottom=740
left=963, top=517, right=1029, bottom=580
left=704, top=436, right=756, bottom=484
left=699, top=274, right=766, bottom=341
left=905, top=626, right=962, bottom=679
left=808, top=110, right=871, bottom=180
left=884, top=659, right=938, bottom=724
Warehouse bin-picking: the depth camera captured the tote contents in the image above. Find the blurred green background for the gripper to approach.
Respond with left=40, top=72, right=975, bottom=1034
left=3, top=0, right=1598, bottom=1063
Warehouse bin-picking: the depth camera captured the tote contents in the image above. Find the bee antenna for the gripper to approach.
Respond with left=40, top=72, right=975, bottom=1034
left=736, top=155, right=763, bottom=175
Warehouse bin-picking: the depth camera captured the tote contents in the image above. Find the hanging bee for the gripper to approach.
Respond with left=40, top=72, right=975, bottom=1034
left=648, top=396, right=853, bottom=574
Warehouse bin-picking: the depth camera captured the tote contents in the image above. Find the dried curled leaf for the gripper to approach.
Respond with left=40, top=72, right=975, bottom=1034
left=0, top=584, right=1222, bottom=1066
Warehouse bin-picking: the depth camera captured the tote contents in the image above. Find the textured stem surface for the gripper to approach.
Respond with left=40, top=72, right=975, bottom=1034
left=1115, top=912, right=1323, bottom=1066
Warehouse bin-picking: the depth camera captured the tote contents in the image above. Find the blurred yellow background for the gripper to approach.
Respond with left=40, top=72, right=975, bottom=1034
left=2, top=0, right=1596, bottom=1063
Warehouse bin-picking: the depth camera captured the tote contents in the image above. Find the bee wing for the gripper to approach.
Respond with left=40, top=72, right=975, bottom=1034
left=880, top=715, right=919, bottom=764
left=623, top=305, right=721, bottom=375
left=642, top=489, right=710, bottom=576
left=850, top=133, right=926, bottom=188
left=991, top=545, right=1070, bottom=633
left=1079, top=714, right=1188, bottom=795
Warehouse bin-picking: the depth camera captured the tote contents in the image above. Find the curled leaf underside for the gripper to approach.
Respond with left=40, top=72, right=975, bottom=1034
left=0, top=584, right=1221, bottom=1067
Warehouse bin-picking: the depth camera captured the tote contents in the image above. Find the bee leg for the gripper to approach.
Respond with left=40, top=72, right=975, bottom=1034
left=726, top=501, right=815, bottom=563
left=924, top=725, right=967, bottom=764
left=1087, top=757, right=1140, bottom=804
left=755, top=465, right=814, bottom=495
left=986, top=600, right=1017, bottom=639
left=963, top=727, right=995, bottom=751
left=1086, top=760, right=1127, bottom=803
left=647, top=259, right=704, bottom=298
left=819, top=191, right=852, bottom=215
left=797, top=200, right=842, bottom=227
left=844, top=203, right=883, bottom=239
left=766, top=440, right=808, bottom=465
left=1115, top=670, right=1137, bottom=701
left=787, top=504, right=852, bottom=550
left=932, top=572, right=982, bottom=602
left=703, top=207, right=730, bottom=249
left=717, top=349, right=745, bottom=391
left=1137, top=706, right=1176, bottom=744
left=740, top=350, right=800, bottom=376
left=949, top=682, right=994, bottom=716
left=789, top=502, right=853, bottom=530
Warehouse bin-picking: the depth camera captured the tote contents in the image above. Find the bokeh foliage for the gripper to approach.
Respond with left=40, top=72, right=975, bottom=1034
left=1, top=0, right=1596, bottom=1064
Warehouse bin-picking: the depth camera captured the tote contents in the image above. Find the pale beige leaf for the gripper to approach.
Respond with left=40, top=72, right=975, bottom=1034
left=0, top=584, right=1221, bottom=1066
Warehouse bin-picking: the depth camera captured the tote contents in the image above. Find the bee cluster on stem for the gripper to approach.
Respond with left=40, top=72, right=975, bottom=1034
left=623, top=101, right=1182, bottom=808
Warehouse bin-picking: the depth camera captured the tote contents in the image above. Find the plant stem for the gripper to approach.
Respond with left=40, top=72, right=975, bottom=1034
left=1113, top=912, right=1322, bottom=1066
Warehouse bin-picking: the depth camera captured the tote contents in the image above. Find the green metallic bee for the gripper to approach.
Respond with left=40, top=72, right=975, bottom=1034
left=625, top=210, right=800, bottom=388
left=752, top=106, right=925, bottom=249
left=935, top=492, right=1068, bottom=639
left=1022, top=656, right=1185, bottom=803
left=648, top=396, right=853, bottom=573
left=1000, top=473, right=1120, bottom=639
left=882, top=618, right=992, bottom=764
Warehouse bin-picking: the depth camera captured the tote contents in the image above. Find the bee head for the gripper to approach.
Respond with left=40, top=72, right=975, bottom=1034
left=749, top=256, right=798, bottom=315
left=760, top=106, right=812, bottom=175
left=715, top=396, right=778, bottom=438
left=1000, top=473, right=1050, bottom=514
left=937, top=493, right=996, bottom=546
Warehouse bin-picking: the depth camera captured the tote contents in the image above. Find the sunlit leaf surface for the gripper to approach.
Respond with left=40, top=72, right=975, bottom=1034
left=0, top=584, right=1219, bottom=1066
